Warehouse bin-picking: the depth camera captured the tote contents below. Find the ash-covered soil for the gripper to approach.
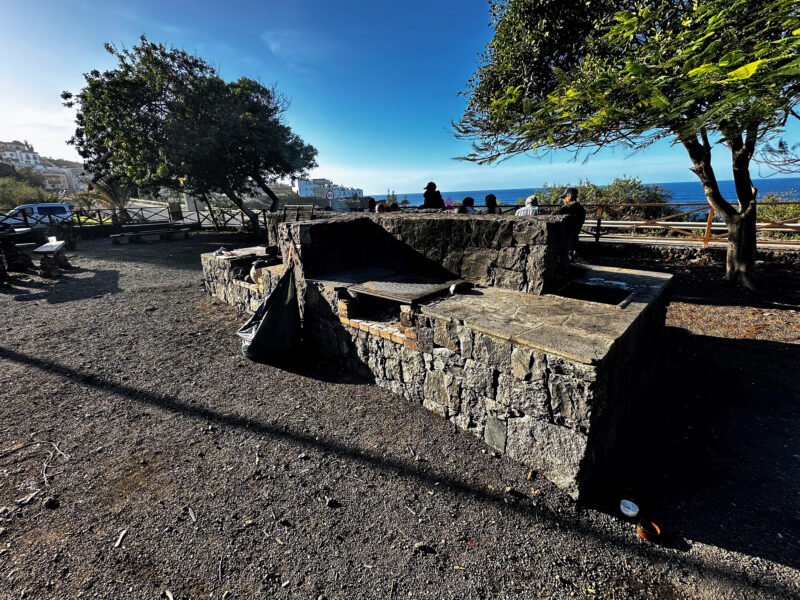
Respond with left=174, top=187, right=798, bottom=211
left=0, top=233, right=798, bottom=599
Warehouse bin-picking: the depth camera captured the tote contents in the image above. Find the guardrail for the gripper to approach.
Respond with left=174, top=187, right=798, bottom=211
left=496, top=201, right=800, bottom=247
left=2, top=201, right=798, bottom=247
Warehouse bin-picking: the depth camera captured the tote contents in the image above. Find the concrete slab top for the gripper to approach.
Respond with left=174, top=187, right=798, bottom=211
left=422, top=265, right=671, bottom=365
left=200, top=246, right=269, bottom=262
left=308, top=267, right=462, bottom=304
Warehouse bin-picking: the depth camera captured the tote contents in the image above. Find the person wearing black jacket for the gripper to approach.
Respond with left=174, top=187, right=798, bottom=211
left=422, top=181, right=445, bottom=209
left=557, top=187, right=585, bottom=258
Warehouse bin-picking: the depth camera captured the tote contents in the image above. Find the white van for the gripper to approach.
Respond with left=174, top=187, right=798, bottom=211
left=1, top=203, right=73, bottom=228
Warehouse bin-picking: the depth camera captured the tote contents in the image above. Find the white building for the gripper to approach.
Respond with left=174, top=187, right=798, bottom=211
left=292, top=178, right=363, bottom=201
left=0, top=140, right=41, bottom=168
left=0, top=140, right=88, bottom=192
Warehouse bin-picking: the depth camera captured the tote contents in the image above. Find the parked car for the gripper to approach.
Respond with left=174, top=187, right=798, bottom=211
left=0, top=203, right=73, bottom=228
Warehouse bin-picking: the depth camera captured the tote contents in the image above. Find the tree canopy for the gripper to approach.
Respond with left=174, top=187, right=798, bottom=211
left=457, top=0, right=800, bottom=286
left=62, top=36, right=317, bottom=234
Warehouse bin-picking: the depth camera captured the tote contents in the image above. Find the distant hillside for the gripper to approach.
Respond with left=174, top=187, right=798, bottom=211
left=42, top=157, right=83, bottom=169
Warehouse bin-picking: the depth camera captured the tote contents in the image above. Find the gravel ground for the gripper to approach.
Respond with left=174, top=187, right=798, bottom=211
left=0, top=232, right=798, bottom=600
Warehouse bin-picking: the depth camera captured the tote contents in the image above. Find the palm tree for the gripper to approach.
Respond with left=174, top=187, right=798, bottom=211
left=90, top=175, right=137, bottom=223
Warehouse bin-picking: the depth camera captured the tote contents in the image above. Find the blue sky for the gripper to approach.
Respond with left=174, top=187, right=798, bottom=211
left=1, top=0, right=797, bottom=194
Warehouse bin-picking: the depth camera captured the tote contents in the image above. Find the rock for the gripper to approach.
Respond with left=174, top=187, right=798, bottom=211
left=413, top=542, right=436, bottom=554
left=325, top=497, right=341, bottom=508
left=43, top=497, right=60, bottom=510
left=484, top=416, right=507, bottom=453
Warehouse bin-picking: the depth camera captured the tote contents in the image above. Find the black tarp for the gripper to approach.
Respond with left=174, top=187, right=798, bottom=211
left=237, top=266, right=300, bottom=361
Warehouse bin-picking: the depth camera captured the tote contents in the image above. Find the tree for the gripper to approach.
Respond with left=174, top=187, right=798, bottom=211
left=16, top=166, right=46, bottom=190
left=457, top=0, right=800, bottom=287
left=90, top=175, right=137, bottom=223
left=62, top=36, right=316, bottom=237
left=0, top=178, right=40, bottom=212
left=167, top=75, right=317, bottom=225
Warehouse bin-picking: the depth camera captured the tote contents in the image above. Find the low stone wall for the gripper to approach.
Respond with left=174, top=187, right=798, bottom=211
left=299, top=265, right=671, bottom=499
left=203, top=214, right=672, bottom=500
left=280, top=214, right=571, bottom=296
left=201, top=247, right=283, bottom=314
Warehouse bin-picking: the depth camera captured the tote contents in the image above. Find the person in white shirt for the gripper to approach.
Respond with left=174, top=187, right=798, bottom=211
left=515, top=195, right=540, bottom=216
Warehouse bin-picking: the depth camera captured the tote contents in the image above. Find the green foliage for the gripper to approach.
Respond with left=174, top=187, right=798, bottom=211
left=759, top=190, right=800, bottom=239
left=458, top=0, right=800, bottom=165
left=16, top=166, right=46, bottom=189
left=0, top=178, right=40, bottom=212
left=90, top=175, right=136, bottom=212
left=541, top=178, right=675, bottom=219
left=400, top=197, right=410, bottom=205
left=46, top=221, right=77, bottom=250
left=62, top=36, right=317, bottom=231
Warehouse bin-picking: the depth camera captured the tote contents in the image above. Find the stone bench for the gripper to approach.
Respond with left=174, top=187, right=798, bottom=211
left=34, top=240, right=71, bottom=277
left=110, top=226, right=193, bottom=244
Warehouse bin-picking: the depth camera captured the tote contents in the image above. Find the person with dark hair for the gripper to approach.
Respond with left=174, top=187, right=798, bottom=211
left=557, top=187, right=585, bottom=258
left=388, top=202, right=400, bottom=212
left=366, top=197, right=377, bottom=213
left=457, top=197, right=476, bottom=214
left=484, top=193, right=498, bottom=214
left=422, top=181, right=445, bottom=209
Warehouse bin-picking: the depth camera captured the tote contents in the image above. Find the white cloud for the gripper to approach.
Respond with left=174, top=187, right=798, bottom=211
left=260, top=29, right=337, bottom=72
left=0, top=105, right=81, bottom=161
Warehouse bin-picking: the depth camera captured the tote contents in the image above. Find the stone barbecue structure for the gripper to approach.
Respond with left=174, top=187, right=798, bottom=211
left=202, top=213, right=672, bottom=499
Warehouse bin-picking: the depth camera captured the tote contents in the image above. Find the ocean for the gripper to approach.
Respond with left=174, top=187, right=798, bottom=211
left=373, top=177, right=800, bottom=207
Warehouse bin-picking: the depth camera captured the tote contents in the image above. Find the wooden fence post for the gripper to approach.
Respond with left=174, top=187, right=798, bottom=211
left=703, top=207, right=715, bottom=248
left=595, top=206, right=603, bottom=243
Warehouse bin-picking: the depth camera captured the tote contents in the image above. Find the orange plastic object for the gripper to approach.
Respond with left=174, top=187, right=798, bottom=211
left=636, top=521, right=661, bottom=540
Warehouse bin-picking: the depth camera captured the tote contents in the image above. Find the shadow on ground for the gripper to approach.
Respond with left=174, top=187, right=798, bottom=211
left=1, top=268, right=120, bottom=303
left=609, top=327, right=800, bottom=569
left=0, top=343, right=797, bottom=597
left=71, top=232, right=257, bottom=272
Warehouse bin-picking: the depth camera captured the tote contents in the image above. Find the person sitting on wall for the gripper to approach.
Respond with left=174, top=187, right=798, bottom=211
left=366, top=198, right=377, bottom=213
left=515, top=195, right=540, bottom=216
left=557, top=187, right=586, bottom=258
left=422, top=181, right=445, bottom=209
left=388, top=202, right=400, bottom=212
left=484, top=193, right=498, bottom=214
left=457, top=197, right=476, bottom=214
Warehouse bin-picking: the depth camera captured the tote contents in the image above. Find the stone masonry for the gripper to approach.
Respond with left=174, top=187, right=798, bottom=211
left=203, top=213, right=672, bottom=500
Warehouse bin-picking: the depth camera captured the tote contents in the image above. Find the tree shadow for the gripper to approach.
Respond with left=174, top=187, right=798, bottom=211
left=0, top=343, right=796, bottom=595
left=8, top=269, right=120, bottom=304
left=584, top=251, right=800, bottom=311
left=605, top=327, right=800, bottom=568
left=68, top=232, right=258, bottom=273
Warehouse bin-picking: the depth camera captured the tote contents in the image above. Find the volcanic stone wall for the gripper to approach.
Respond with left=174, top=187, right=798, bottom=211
left=280, top=214, right=572, bottom=296
left=203, top=214, right=671, bottom=499
left=298, top=279, right=669, bottom=500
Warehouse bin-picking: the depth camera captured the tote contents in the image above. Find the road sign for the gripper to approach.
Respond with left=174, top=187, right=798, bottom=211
left=325, top=190, right=335, bottom=201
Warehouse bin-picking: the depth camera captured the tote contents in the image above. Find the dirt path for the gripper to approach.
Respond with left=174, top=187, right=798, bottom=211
left=0, top=233, right=798, bottom=599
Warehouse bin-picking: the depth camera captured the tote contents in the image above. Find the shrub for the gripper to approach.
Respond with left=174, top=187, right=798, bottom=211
left=758, top=191, right=800, bottom=239
left=0, top=178, right=40, bottom=212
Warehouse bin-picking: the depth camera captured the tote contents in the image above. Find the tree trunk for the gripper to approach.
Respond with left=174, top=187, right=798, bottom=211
left=725, top=211, right=757, bottom=289
left=224, top=188, right=263, bottom=239
left=202, top=194, right=222, bottom=231
left=252, top=173, right=282, bottom=213
left=681, top=133, right=757, bottom=287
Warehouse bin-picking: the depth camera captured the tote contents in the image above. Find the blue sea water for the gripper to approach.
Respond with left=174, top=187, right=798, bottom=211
left=374, top=177, right=800, bottom=207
